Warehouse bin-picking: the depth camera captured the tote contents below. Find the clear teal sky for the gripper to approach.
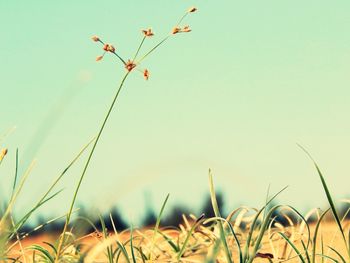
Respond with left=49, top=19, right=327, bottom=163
left=1, top=1, right=350, bottom=223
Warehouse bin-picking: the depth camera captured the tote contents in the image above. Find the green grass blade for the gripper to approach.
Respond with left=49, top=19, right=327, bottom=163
left=149, top=193, right=170, bottom=260
left=301, top=239, right=310, bottom=263
left=28, top=245, right=54, bottom=263
left=130, top=225, right=137, bottom=263
left=209, top=170, right=233, bottom=263
left=11, top=137, right=94, bottom=240
left=278, top=232, right=305, bottom=263
left=327, top=246, right=346, bottom=263
left=13, top=189, right=63, bottom=233
left=55, top=72, right=130, bottom=263
left=243, top=186, right=288, bottom=261
left=247, top=205, right=310, bottom=263
left=43, top=242, right=57, bottom=256
left=204, top=217, right=242, bottom=262
left=0, top=160, right=36, bottom=228
left=115, top=241, right=131, bottom=263
left=314, top=164, right=347, bottom=247
left=298, top=145, right=349, bottom=258
left=156, top=229, right=179, bottom=252
left=316, top=254, right=340, bottom=263
left=10, top=148, right=19, bottom=202
left=153, top=194, right=170, bottom=240
left=177, top=217, right=204, bottom=260
left=311, top=208, right=330, bottom=263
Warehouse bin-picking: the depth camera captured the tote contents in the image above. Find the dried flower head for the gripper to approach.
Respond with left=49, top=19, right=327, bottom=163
left=91, top=36, right=100, bottom=42
left=143, top=69, right=150, bottom=80
left=183, top=26, right=191, bottom=32
left=125, top=60, right=136, bottom=72
left=103, top=44, right=115, bottom=53
left=188, top=7, right=197, bottom=13
left=108, top=45, right=115, bottom=52
left=172, top=27, right=181, bottom=34
left=142, top=28, right=154, bottom=37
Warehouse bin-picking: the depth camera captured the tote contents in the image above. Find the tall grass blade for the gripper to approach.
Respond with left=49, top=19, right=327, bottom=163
left=298, top=144, right=349, bottom=259
left=55, top=72, right=130, bottom=262
left=208, top=169, right=233, bottom=263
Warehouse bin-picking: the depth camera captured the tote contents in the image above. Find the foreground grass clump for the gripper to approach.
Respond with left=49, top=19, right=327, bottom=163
left=3, top=168, right=350, bottom=263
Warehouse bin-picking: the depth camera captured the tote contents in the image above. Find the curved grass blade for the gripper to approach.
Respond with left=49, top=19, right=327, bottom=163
left=301, top=239, right=310, bottom=262
left=28, top=245, right=54, bottom=263
left=316, top=254, right=340, bottom=263
left=156, top=229, right=179, bottom=252
left=311, top=208, right=330, bottom=263
left=247, top=205, right=310, bottom=263
left=328, top=246, right=346, bottom=263
left=204, top=216, right=242, bottom=263
left=298, top=144, right=350, bottom=259
left=278, top=232, right=305, bottom=263
left=177, top=216, right=205, bottom=260
left=243, top=186, right=288, bottom=261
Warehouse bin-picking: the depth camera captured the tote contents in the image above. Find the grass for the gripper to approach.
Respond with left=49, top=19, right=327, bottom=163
left=1, top=5, right=349, bottom=263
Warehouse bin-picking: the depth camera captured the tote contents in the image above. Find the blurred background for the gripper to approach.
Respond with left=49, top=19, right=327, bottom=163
left=1, top=0, right=350, bottom=227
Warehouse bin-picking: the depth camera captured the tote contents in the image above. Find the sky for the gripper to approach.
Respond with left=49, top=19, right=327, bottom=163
left=1, top=0, right=350, bottom=224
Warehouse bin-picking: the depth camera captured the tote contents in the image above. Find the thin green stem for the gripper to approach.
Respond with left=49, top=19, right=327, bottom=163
left=176, top=13, right=188, bottom=26
left=98, top=39, right=126, bottom=65
left=55, top=71, right=130, bottom=262
left=136, top=35, right=170, bottom=64
left=133, top=36, right=146, bottom=62
left=112, top=51, right=127, bottom=65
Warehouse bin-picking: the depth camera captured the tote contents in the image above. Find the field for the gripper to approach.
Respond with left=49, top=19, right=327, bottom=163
left=2, top=169, right=350, bottom=262
left=6, top=211, right=350, bottom=262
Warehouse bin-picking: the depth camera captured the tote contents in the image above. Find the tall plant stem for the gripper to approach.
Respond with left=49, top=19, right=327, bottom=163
left=55, top=71, right=130, bottom=262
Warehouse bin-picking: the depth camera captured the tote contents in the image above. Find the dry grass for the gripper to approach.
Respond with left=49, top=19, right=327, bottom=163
left=7, top=218, right=349, bottom=262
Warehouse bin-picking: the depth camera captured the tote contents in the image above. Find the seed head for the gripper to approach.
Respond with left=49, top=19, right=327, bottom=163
left=108, top=45, right=115, bottom=52
left=142, top=28, right=154, bottom=37
left=143, top=69, right=150, bottom=80
left=125, top=60, right=136, bottom=72
left=91, top=36, right=100, bottom=42
left=103, top=44, right=115, bottom=53
left=182, top=26, right=191, bottom=32
left=188, top=7, right=197, bottom=13
left=172, top=27, right=181, bottom=34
